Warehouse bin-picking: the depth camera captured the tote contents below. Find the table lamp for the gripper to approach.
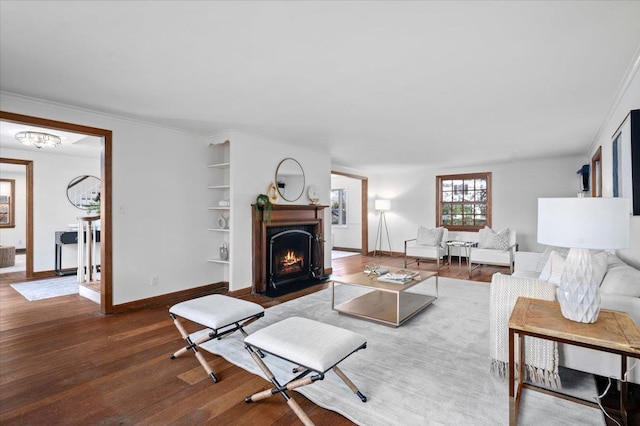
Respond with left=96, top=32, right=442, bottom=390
left=537, top=197, right=629, bottom=323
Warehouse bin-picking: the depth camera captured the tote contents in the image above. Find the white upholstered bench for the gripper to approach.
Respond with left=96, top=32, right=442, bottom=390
left=244, top=316, right=367, bottom=426
left=169, top=294, right=264, bottom=382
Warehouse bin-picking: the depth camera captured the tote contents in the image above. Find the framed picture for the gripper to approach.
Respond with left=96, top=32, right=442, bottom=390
left=0, top=179, right=15, bottom=227
left=612, top=109, right=640, bottom=215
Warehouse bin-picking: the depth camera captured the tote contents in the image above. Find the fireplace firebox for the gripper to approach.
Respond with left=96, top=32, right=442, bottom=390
left=252, top=204, right=329, bottom=297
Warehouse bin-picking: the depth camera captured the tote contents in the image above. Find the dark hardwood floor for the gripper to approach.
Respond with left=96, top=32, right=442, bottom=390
left=0, top=254, right=502, bottom=425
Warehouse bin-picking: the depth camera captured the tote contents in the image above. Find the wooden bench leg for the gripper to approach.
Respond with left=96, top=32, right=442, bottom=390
left=333, top=366, right=367, bottom=402
left=169, top=314, right=218, bottom=382
left=244, top=346, right=317, bottom=425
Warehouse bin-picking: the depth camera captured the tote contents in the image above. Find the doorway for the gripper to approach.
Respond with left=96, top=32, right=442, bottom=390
left=0, top=111, right=113, bottom=313
left=330, top=171, right=368, bottom=256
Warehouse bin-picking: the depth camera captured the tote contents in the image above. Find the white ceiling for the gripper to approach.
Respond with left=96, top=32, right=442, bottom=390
left=1, top=1, right=639, bottom=172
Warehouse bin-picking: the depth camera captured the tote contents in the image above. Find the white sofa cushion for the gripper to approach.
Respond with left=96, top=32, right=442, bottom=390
left=416, top=226, right=444, bottom=246
left=600, top=255, right=640, bottom=297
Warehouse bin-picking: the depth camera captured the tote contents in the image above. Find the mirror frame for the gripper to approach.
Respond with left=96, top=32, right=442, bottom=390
left=67, top=175, right=101, bottom=211
left=275, top=158, right=305, bottom=202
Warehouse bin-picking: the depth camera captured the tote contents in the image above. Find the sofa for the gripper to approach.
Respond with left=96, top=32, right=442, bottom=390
left=497, top=248, right=640, bottom=385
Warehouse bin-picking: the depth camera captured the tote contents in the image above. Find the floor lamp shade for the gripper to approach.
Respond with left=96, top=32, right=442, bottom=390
left=537, top=197, right=629, bottom=323
left=375, top=199, right=391, bottom=211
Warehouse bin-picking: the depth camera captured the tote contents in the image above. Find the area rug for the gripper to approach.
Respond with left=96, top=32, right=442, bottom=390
left=200, top=277, right=604, bottom=425
left=10, top=276, right=79, bottom=301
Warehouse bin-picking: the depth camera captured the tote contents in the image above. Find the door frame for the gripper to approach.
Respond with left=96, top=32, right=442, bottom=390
left=331, top=170, right=368, bottom=255
left=0, top=111, right=113, bottom=314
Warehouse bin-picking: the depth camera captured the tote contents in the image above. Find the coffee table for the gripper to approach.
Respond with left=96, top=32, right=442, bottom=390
left=331, top=268, right=438, bottom=327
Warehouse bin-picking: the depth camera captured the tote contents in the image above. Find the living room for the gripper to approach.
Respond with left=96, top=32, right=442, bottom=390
left=1, top=2, right=639, bottom=425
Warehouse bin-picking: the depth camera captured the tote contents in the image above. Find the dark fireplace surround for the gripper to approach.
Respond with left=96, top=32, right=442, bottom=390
left=252, top=204, right=328, bottom=296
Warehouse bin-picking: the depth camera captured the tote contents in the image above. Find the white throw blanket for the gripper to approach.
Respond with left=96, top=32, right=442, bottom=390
left=489, top=273, right=561, bottom=388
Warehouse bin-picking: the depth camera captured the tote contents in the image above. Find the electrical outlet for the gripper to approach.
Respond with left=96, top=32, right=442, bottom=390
left=151, top=276, right=159, bottom=286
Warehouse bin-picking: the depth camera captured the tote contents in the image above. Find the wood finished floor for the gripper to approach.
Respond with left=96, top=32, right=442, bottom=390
left=0, top=255, right=503, bottom=425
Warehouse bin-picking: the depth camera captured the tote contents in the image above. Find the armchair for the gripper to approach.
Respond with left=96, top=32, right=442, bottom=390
left=404, top=227, right=448, bottom=269
left=468, top=227, right=516, bottom=277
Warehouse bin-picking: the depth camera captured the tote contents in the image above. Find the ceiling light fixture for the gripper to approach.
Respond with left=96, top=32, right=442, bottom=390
left=15, top=131, right=62, bottom=149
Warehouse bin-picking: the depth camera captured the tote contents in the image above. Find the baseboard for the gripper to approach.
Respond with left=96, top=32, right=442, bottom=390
left=332, top=247, right=361, bottom=252
left=110, top=281, right=229, bottom=313
left=365, top=250, right=403, bottom=257
left=32, top=270, right=57, bottom=279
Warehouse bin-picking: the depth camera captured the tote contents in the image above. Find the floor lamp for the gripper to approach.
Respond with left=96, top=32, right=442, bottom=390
left=373, top=199, right=391, bottom=256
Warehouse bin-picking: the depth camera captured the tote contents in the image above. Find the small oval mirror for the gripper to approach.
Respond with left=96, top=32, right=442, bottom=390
left=275, top=158, right=305, bottom=202
left=67, top=175, right=101, bottom=211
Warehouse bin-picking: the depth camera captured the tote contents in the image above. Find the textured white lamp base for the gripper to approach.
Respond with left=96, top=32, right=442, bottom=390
left=558, top=248, right=600, bottom=323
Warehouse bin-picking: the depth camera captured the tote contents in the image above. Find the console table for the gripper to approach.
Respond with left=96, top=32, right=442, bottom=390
left=508, top=297, right=640, bottom=426
left=54, top=229, right=101, bottom=276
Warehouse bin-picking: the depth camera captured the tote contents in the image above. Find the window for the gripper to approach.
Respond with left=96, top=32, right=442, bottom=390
left=331, top=188, right=347, bottom=226
left=0, top=179, right=15, bottom=228
left=436, top=172, right=491, bottom=231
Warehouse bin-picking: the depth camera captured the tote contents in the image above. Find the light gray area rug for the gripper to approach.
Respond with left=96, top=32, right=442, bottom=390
left=200, top=277, right=604, bottom=425
left=10, top=276, right=78, bottom=301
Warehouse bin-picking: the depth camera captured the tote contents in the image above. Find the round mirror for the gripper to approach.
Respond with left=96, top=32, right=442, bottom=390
left=275, top=158, right=305, bottom=202
left=67, top=175, right=101, bottom=211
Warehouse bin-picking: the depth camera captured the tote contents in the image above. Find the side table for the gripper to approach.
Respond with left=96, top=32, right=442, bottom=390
left=508, top=297, right=640, bottom=425
left=445, top=240, right=476, bottom=271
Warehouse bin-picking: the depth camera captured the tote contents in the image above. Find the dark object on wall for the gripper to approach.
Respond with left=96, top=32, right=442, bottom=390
left=612, top=109, right=640, bottom=215
left=577, top=164, right=590, bottom=192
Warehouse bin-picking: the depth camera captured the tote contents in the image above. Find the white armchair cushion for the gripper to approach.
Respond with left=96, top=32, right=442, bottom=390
left=470, top=248, right=512, bottom=264
left=479, top=227, right=511, bottom=250
left=416, top=226, right=444, bottom=246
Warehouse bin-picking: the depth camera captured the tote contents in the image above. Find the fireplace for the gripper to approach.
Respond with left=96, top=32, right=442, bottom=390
left=252, top=204, right=328, bottom=296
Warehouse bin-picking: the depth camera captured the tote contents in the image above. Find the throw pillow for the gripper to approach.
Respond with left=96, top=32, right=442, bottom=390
left=416, top=226, right=444, bottom=246
left=539, top=250, right=608, bottom=287
left=600, top=255, right=640, bottom=297
left=480, top=227, right=511, bottom=251
left=535, top=246, right=570, bottom=273
left=538, top=251, right=565, bottom=286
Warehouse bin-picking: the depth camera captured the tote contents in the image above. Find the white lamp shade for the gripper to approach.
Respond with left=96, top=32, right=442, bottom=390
left=374, top=199, right=391, bottom=211
left=537, top=198, right=629, bottom=249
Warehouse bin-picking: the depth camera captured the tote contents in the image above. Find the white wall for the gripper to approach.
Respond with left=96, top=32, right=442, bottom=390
left=1, top=93, right=212, bottom=305
left=367, top=155, right=585, bottom=254
left=0, top=147, right=100, bottom=270
left=588, top=65, right=640, bottom=268
left=212, top=130, right=332, bottom=292
left=0, top=168, right=26, bottom=250
left=330, top=174, right=362, bottom=250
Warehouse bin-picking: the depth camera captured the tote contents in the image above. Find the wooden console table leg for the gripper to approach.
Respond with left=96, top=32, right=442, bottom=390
left=509, top=329, right=525, bottom=426
left=509, top=328, right=516, bottom=425
left=621, top=355, right=628, bottom=426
